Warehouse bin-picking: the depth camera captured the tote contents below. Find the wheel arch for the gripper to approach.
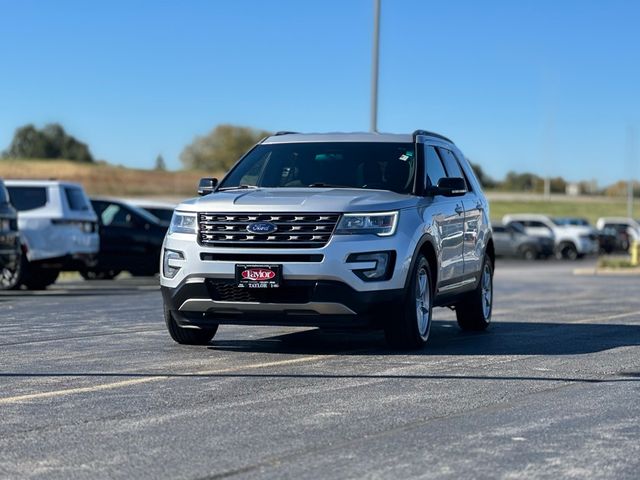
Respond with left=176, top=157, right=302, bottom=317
left=485, top=236, right=495, bottom=270
left=404, top=234, right=439, bottom=293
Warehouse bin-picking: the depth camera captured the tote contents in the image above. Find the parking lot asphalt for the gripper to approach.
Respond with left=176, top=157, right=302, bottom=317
left=1, top=259, right=639, bottom=479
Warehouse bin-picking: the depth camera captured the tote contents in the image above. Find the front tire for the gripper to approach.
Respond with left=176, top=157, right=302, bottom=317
left=519, top=245, right=537, bottom=261
left=456, top=254, right=493, bottom=331
left=557, top=242, right=579, bottom=260
left=384, top=254, right=433, bottom=350
left=164, top=306, right=218, bottom=345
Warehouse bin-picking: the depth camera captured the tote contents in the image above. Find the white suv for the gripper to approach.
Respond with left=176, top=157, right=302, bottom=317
left=502, top=213, right=598, bottom=260
left=161, top=131, right=495, bottom=349
left=5, top=180, right=99, bottom=289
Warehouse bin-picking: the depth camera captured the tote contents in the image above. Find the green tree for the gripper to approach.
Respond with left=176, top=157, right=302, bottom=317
left=3, top=124, right=48, bottom=158
left=155, top=154, right=166, bottom=171
left=3, top=123, right=94, bottom=162
left=502, top=171, right=544, bottom=192
left=180, top=124, right=271, bottom=172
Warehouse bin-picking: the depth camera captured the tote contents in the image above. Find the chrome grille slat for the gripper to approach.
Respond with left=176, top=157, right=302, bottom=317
left=198, top=212, right=340, bottom=248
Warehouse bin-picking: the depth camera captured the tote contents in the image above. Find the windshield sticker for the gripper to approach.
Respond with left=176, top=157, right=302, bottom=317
left=398, top=151, right=414, bottom=162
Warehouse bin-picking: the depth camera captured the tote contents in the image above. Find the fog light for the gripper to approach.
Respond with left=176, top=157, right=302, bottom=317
left=347, top=251, right=394, bottom=281
left=163, top=249, right=184, bottom=279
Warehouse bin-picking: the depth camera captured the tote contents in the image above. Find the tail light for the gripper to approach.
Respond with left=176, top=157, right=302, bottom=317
left=51, top=220, right=98, bottom=233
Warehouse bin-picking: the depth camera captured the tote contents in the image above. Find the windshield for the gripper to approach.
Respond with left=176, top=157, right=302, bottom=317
left=219, top=142, right=416, bottom=194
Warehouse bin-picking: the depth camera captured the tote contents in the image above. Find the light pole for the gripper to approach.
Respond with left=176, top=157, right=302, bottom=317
left=627, top=126, right=636, bottom=218
left=370, top=0, right=381, bottom=133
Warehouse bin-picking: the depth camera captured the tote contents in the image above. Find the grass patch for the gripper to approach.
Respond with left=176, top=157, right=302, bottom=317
left=597, top=256, right=636, bottom=269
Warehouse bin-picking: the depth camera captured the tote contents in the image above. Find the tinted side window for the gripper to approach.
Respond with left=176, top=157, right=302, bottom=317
left=425, top=146, right=447, bottom=187
left=493, top=226, right=506, bottom=233
left=101, top=203, right=137, bottom=227
left=6, top=186, right=48, bottom=211
left=528, top=221, right=546, bottom=228
left=64, top=187, right=90, bottom=211
left=0, top=184, right=7, bottom=204
left=438, top=148, right=464, bottom=179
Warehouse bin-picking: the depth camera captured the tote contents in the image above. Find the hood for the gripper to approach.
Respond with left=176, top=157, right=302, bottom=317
left=176, top=188, right=417, bottom=213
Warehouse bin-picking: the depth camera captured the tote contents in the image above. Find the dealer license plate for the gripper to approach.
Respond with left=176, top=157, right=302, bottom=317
left=235, top=264, right=282, bottom=289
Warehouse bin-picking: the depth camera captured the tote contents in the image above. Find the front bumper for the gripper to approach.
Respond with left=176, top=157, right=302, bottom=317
left=161, top=280, right=403, bottom=328
left=161, top=231, right=415, bottom=292
left=160, top=230, right=415, bottom=328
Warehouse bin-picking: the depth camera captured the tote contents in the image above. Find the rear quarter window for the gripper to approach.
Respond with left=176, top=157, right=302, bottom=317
left=64, top=187, right=90, bottom=211
left=6, top=186, right=48, bottom=211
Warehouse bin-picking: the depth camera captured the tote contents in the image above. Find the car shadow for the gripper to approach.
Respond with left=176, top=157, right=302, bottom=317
left=207, top=320, right=640, bottom=356
left=0, top=281, right=159, bottom=298
left=2, top=321, right=639, bottom=384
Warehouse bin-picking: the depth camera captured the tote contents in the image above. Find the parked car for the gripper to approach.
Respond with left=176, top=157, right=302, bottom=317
left=125, top=199, right=176, bottom=226
left=5, top=180, right=99, bottom=289
left=161, top=130, right=495, bottom=349
left=553, top=216, right=617, bottom=254
left=492, top=221, right=553, bottom=260
left=0, top=179, right=21, bottom=290
left=84, top=198, right=168, bottom=279
left=595, top=217, right=640, bottom=252
left=502, top=214, right=598, bottom=260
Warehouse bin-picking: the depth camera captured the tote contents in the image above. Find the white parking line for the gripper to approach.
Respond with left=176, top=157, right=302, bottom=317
left=0, top=354, right=335, bottom=405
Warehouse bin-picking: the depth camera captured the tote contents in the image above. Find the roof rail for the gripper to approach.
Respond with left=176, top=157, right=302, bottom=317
left=412, top=129, right=454, bottom=144
left=274, top=131, right=299, bottom=136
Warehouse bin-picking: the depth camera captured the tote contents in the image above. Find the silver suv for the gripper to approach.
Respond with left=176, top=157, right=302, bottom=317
left=161, top=131, right=494, bottom=349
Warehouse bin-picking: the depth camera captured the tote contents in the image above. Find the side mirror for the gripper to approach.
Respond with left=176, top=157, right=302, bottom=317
left=198, top=178, right=218, bottom=196
left=428, top=177, right=467, bottom=197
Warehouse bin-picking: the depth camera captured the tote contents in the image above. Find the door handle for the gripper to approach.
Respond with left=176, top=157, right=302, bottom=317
left=455, top=205, right=463, bottom=215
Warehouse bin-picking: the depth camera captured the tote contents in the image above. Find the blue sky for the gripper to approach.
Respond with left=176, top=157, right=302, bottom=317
left=1, top=0, right=638, bottom=186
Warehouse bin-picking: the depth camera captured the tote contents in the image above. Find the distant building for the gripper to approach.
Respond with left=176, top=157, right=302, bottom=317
left=566, top=183, right=580, bottom=196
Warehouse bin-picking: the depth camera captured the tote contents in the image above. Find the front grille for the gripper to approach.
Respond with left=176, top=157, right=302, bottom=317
left=206, top=280, right=314, bottom=303
left=198, top=213, right=340, bottom=248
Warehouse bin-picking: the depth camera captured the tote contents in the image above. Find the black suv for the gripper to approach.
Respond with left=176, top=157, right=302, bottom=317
left=83, top=198, right=168, bottom=279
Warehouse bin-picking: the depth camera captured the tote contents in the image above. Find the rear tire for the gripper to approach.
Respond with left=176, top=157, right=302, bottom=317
left=20, top=261, right=60, bottom=290
left=0, top=250, right=22, bottom=290
left=384, top=254, right=432, bottom=350
left=80, top=269, right=121, bottom=280
left=456, top=254, right=493, bottom=331
left=164, top=306, right=218, bottom=345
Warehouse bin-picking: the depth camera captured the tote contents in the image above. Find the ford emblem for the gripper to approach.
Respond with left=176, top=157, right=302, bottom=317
left=246, top=222, right=278, bottom=234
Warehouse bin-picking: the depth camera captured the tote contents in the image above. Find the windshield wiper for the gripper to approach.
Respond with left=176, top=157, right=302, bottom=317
left=218, top=184, right=260, bottom=191
left=307, top=183, right=348, bottom=188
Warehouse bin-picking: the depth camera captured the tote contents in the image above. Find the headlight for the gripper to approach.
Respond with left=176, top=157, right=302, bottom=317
left=169, top=212, right=197, bottom=235
left=163, top=249, right=184, bottom=279
left=335, top=211, right=398, bottom=237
